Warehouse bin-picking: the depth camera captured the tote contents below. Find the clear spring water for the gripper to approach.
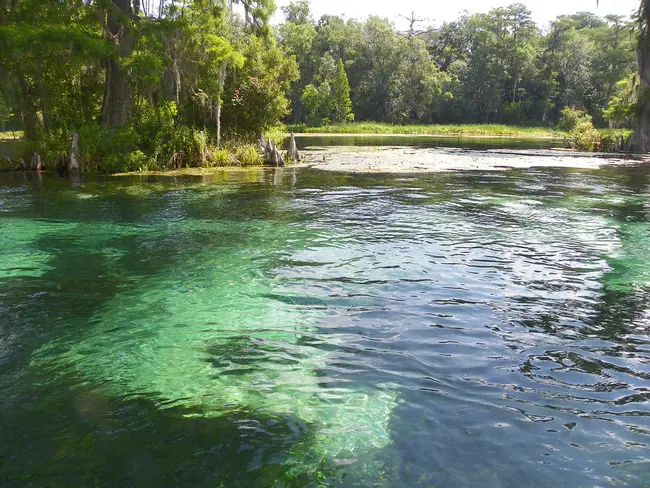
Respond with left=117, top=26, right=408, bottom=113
left=0, top=165, right=649, bottom=487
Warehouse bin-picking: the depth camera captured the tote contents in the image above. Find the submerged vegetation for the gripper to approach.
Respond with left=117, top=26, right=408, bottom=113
left=1, top=167, right=649, bottom=485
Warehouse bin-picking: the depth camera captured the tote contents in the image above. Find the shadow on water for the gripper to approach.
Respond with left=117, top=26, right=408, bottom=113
left=0, top=375, right=324, bottom=488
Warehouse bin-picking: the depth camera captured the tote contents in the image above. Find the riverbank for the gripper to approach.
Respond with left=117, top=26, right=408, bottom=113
left=0, top=139, right=26, bottom=169
left=288, top=123, right=633, bottom=148
left=109, top=146, right=648, bottom=177
left=0, top=127, right=638, bottom=175
left=298, top=146, right=646, bottom=173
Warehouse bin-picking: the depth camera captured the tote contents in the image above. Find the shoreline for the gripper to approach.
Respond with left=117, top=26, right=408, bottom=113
left=2, top=146, right=646, bottom=178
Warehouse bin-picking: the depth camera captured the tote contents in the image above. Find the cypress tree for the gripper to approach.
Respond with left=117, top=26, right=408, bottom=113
left=331, top=58, right=354, bottom=123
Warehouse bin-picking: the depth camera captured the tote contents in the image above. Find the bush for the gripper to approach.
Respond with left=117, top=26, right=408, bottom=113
left=30, top=97, right=272, bottom=172
left=558, top=107, right=588, bottom=132
left=162, top=126, right=209, bottom=169
left=102, top=150, right=153, bottom=174
left=78, top=125, right=139, bottom=171
left=571, top=118, right=602, bottom=151
left=558, top=107, right=603, bottom=151
left=600, top=129, right=633, bottom=152
left=233, top=144, right=262, bottom=166
left=210, top=148, right=232, bottom=167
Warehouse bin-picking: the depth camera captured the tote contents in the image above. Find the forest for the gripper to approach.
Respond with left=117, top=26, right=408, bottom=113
left=0, top=0, right=645, bottom=172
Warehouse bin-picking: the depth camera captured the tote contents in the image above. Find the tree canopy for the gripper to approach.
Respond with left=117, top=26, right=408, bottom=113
left=279, top=2, right=637, bottom=128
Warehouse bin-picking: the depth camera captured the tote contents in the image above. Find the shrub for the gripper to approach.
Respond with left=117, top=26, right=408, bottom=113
left=233, top=144, right=262, bottom=166
left=558, top=107, right=603, bottom=151
left=210, top=148, right=232, bottom=166
left=101, top=150, right=151, bottom=174
left=162, top=126, right=210, bottom=169
left=558, top=107, right=588, bottom=132
left=600, top=129, right=633, bottom=152
left=571, top=118, right=602, bottom=151
left=79, top=125, right=139, bottom=171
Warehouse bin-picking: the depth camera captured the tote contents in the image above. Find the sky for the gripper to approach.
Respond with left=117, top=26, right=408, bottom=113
left=273, top=0, right=639, bottom=29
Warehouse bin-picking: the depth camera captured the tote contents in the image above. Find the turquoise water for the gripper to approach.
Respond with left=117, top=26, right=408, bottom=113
left=1, top=166, right=650, bottom=487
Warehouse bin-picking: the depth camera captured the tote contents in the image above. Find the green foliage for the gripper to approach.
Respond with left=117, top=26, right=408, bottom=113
left=278, top=4, right=636, bottom=128
left=331, top=59, right=354, bottom=123
left=0, top=0, right=641, bottom=166
left=301, top=84, right=328, bottom=126
left=599, top=128, right=633, bottom=151
left=233, top=144, right=262, bottom=166
left=103, top=150, right=153, bottom=174
left=222, top=36, right=299, bottom=137
left=603, top=74, right=638, bottom=128
left=572, top=123, right=602, bottom=151
left=0, top=0, right=295, bottom=169
left=163, top=125, right=211, bottom=169
left=557, top=107, right=603, bottom=150
left=558, top=107, right=589, bottom=132
left=211, top=148, right=232, bottom=166
left=566, top=112, right=602, bottom=151
left=300, top=57, right=353, bottom=126
left=0, top=93, right=13, bottom=131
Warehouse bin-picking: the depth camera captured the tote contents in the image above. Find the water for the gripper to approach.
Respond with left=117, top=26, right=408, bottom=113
left=1, top=165, right=649, bottom=487
left=292, top=134, right=567, bottom=150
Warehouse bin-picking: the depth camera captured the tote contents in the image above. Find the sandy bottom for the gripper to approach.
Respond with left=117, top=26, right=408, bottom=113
left=300, top=146, right=647, bottom=173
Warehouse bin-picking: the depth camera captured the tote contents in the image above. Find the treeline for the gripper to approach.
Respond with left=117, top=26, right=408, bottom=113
left=279, top=1, right=637, bottom=128
left=0, top=0, right=641, bottom=171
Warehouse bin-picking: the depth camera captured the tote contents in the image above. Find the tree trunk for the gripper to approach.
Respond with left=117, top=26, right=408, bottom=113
left=35, top=55, right=50, bottom=133
left=627, top=40, right=650, bottom=153
left=29, top=152, right=41, bottom=171
left=18, top=75, right=39, bottom=140
left=215, top=64, right=227, bottom=147
left=101, top=0, right=136, bottom=129
left=627, top=1, right=650, bottom=153
left=68, top=132, right=80, bottom=173
left=215, top=100, right=222, bottom=148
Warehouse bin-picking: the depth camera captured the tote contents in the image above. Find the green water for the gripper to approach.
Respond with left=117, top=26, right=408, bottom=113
left=1, top=166, right=650, bottom=487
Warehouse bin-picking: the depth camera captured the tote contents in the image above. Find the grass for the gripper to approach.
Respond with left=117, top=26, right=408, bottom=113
left=287, top=122, right=566, bottom=138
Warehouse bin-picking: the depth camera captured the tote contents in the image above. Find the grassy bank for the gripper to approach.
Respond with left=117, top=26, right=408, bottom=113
left=287, top=123, right=634, bottom=152
left=288, top=122, right=565, bottom=137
